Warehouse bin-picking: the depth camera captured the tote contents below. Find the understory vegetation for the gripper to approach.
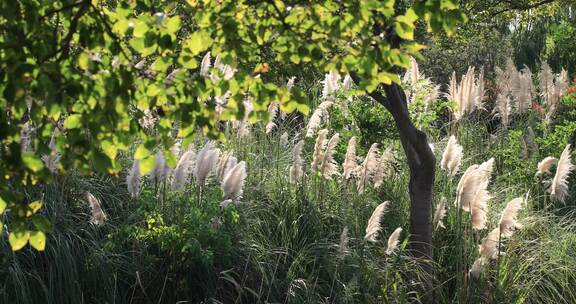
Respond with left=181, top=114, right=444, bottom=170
left=2, top=57, right=576, bottom=303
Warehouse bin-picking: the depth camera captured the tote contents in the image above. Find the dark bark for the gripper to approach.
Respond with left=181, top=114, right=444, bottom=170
left=352, top=74, right=436, bottom=301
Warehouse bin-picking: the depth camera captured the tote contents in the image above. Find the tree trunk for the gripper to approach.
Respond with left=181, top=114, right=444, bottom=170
left=370, top=82, right=436, bottom=302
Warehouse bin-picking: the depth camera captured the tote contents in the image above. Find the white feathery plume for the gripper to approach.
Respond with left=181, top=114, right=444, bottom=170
left=338, top=226, right=350, bottom=258
left=138, top=109, right=158, bottom=130
left=470, top=158, right=495, bottom=230
left=450, top=66, right=481, bottom=120
left=454, top=158, right=494, bottom=214
left=549, top=144, right=574, bottom=202
left=433, top=197, right=447, bottom=230
left=319, top=133, right=340, bottom=179
left=440, top=135, right=463, bottom=176
left=127, top=159, right=141, bottom=199
left=454, top=164, right=480, bottom=210
left=266, top=101, right=279, bottom=134
left=289, top=140, right=305, bottom=184
left=170, top=140, right=182, bottom=159
left=210, top=54, right=237, bottom=81
left=557, top=68, right=569, bottom=97
left=86, top=192, right=107, bottom=225
left=461, top=66, right=476, bottom=117
left=514, top=66, right=533, bottom=113
left=171, top=148, right=196, bottom=191
left=232, top=97, right=253, bottom=138
left=539, top=62, right=555, bottom=105
left=286, top=76, right=296, bottom=91
left=373, top=147, right=395, bottom=188
left=280, top=132, right=289, bottom=148
left=165, top=139, right=182, bottom=178
left=321, top=70, right=341, bottom=101
left=200, top=52, right=211, bottom=76
left=221, top=161, right=247, bottom=202
left=150, top=150, right=167, bottom=186
left=537, top=156, right=558, bottom=176
left=342, top=74, right=353, bottom=90
left=42, top=129, right=60, bottom=173
left=479, top=227, right=501, bottom=260
left=402, top=57, right=420, bottom=84
left=281, top=77, right=296, bottom=120
left=473, top=67, right=486, bottom=109
left=470, top=185, right=491, bottom=230
left=499, top=197, right=524, bottom=238
left=305, top=101, right=333, bottom=138
left=423, top=84, right=441, bottom=108
left=470, top=258, right=486, bottom=278
left=364, top=201, right=389, bottom=242
left=357, top=143, right=380, bottom=193
left=311, top=129, right=329, bottom=172
left=214, top=92, right=231, bottom=115
left=385, top=227, right=403, bottom=255
left=448, top=71, right=458, bottom=105
left=217, top=151, right=237, bottom=181
left=194, top=142, right=220, bottom=187
left=494, top=94, right=512, bottom=126
left=343, top=136, right=359, bottom=179
left=20, top=121, right=32, bottom=152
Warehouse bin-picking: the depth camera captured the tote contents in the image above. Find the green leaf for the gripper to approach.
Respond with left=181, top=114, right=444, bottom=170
left=101, top=140, right=118, bottom=160
left=151, top=57, right=171, bottom=73
left=185, top=31, right=212, bottom=55
left=165, top=16, right=181, bottom=33
left=0, top=196, right=6, bottom=213
left=64, top=114, right=82, bottom=129
left=133, top=21, right=149, bottom=38
left=139, top=156, right=156, bottom=175
left=146, top=84, right=162, bottom=97
left=395, top=9, right=418, bottom=40
left=178, top=54, right=198, bottom=69
left=27, top=200, right=43, bottom=216
left=29, top=231, right=46, bottom=251
left=78, top=52, right=90, bottom=70
left=22, top=153, right=44, bottom=173
left=135, top=143, right=152, bottom=159
left=9, top=229, right=29, bottom=251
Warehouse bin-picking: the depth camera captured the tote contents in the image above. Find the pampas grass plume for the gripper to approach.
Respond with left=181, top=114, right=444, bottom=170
left=194, top=142, right=220, bottom=187
left=343, top=136, right=358, bottom=179
left=171, top=148, right=196, bottom=191
left=549, top=144, right=574, bottom=202
left=311, top=129, right=329, bottom=172
left=537, top=156, right=557, bottom=176
left=222, top=161, right=247, bottom=201
left=320, top=133, right=339, bottom=179
left=364, top=201, right=389, bottom=242
left=289, top=140, right=305, bottom=184
left=433, top=198, right=447, bottom=230
left=127, top=159, right=141, bottom=199
left=440, top=135, right=463, bottom=176
left=385, top=227, right=403, bottom=255
left=499, top=197, right=524, bottom=237
left=86, top=192, right=107, bottom=225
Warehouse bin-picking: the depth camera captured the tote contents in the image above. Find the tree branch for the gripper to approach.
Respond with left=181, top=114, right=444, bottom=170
left=40, top=1, right=85, bottom=20
left=41, top=0, right=91, bottom=63
left=490, top=0, right=557, bottom=17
